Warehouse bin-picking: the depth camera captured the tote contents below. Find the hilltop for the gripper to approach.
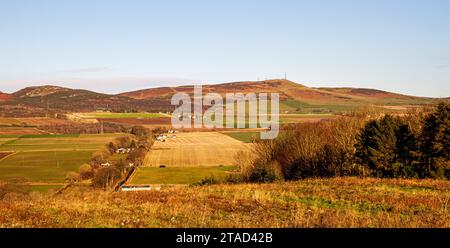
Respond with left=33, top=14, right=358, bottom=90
left=0, top=91, right=12, bottom=101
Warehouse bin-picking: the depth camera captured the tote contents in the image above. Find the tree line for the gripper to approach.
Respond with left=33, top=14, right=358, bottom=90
left=232, top=103, right=449, bottom=183
left=66, top=126, right=155, bottom=189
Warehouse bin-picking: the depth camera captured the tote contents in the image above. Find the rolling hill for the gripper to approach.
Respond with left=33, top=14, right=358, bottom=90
left=0, top=91, right=12, bottom=101
left=0, top=80, right=443, bottom=115
left=7, top=85, right=169, bottom=113
left=121, top=79, right=437, bottom=113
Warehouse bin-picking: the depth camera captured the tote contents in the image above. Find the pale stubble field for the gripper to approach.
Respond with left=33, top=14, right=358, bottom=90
left=143, top=132, right=251, bottom=168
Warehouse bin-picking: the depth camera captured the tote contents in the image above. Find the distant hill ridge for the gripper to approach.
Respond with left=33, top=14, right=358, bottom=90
left=0, top=79, right=444, bottom=113
left=120, top=79, right=435, bottom=109
left=0, top=91, right=12, bottom=101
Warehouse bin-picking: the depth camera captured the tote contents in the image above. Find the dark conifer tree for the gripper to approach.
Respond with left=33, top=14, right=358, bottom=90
left=418, top=103, right=450, bottom=178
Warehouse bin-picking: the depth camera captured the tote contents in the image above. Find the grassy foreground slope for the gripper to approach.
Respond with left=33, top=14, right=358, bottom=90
left=1, top=178, right=448, bottom=227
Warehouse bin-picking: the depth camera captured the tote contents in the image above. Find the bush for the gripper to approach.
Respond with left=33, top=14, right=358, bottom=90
left=0, top=183, right=29, bottom=200
left=247, top=162, right=278, bottom=183
left=66, top=172, right=81, bottom=184
left=193, top=176, right=221, bottom=186
left=131, top=126, right=149, bottom=137
left=79, top=163, right=94, bottom=180
left=231, top=117, right=367, bottom=183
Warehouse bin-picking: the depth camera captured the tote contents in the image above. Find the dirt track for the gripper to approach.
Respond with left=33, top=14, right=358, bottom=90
left=143, top=132, right=251, bottom=167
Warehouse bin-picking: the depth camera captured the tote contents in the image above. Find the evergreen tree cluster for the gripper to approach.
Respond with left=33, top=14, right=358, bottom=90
left=356, top=103, right=450, bottom=179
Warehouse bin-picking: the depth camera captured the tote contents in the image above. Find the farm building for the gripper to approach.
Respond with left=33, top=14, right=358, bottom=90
left=121, top=185, right=156, bottom=191
left=116, top=148, right=131, bottom=154
left=101, top=162, right=111, bottom=167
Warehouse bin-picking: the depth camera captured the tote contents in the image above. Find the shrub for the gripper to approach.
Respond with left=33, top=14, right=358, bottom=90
left=131, top=126, right=149, bottom=137
left=79, top=163, right=94, bottom=180
left=66, top=172, right=81, bottom=184
left=193, top=176, right=221, bottom=186
left=0, top=183, right=29, bottom=200
left=90, top=149, right=111, bottom=165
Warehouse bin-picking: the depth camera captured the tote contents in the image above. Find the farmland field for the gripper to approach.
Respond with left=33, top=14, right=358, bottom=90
left=76, top=112, right=168, bottom=119
left=0, top=118, right=76, bottom=129
left=0, top=134, right=122, bottom=184
left=69, top=112, right=172, bottom=127
left=0, top=152, right=13, bottom=160
left=142, top=132, right=251, bottom=168
left=129, top=166, right=236, bottom=185
left=279, top=113, right=335, bottom=124
left=0, top=134, right=121, bottom=152
left=0, top=127, right=45, bottom=135
left=0, top=150, right=94, bottom=183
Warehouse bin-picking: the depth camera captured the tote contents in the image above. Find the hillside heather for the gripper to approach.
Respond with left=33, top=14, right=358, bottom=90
left=1, top=80, right=443, bottom=116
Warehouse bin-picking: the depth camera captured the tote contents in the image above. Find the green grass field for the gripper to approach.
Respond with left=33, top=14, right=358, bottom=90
left=0, top=134, right=121, bottom=184
left=0, top=134, right=121, bottom=152
left=81, top=112, right=167, bottom=119
left=280, top=100, right=357, bottom=113
left=130, top=166, right=237, bottom=185
left=0, top=151, right=94, bottom=183
left=222, top=132, right=260, bottom=143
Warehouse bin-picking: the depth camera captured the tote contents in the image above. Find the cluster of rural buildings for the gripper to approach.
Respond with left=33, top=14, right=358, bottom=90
left=155, top=130, right=177, bottom=142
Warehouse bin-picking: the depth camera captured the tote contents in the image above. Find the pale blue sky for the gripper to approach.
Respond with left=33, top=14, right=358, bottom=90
left=0, top=0, right=449, bottom=97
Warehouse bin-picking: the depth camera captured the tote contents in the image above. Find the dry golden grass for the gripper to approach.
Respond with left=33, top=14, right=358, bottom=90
left=143, top=132, right=251, bottom=167
left=0, top=177, right=448, bottom=228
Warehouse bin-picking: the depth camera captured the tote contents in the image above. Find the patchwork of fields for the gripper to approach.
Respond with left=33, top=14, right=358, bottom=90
left=75, top=112, right=169, bottom=119
left=0, top=134, right=121, bottom=185
left=71, top=112, right=172, bottom=127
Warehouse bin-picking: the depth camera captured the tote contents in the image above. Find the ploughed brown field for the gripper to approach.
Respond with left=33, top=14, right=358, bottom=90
left=0, top=117, right=76, bottom=126
left=143, top=132, right=251, bottom=167
left=0, top=152, right=13, bottom=160
left=0, top=127, right=45, bottom=135
left=99, top=117, right=172, bottom=126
